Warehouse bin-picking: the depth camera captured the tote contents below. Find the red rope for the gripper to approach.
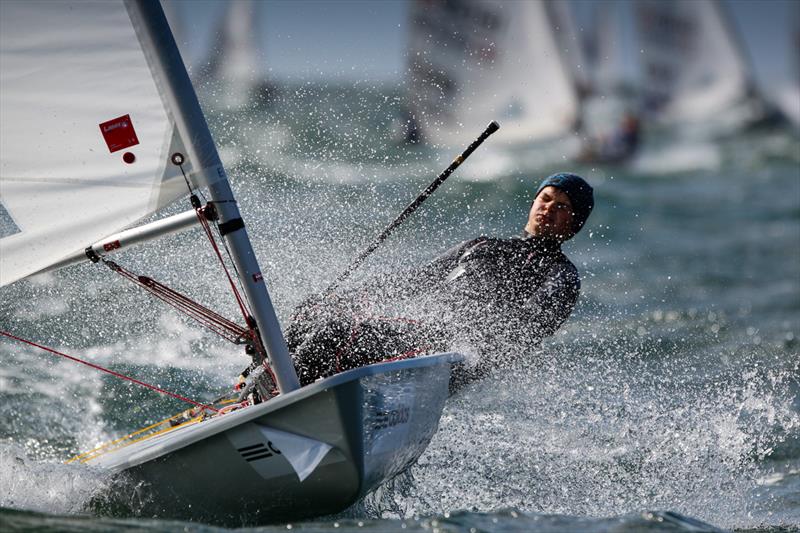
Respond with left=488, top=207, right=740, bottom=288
left=1, top=330, right=219, bottom=413
left=106, top=262, right=247, bottom=345
left=195, top=208, right=251, bottom=324
left=195, top=206, right=277, bottom=386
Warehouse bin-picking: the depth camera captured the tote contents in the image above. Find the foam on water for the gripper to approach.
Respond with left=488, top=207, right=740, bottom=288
left=0, top=444, right=113, bottom=515
left=364, top=334, right=799, bottom=529
left=631, top=141, right=722, bottom=175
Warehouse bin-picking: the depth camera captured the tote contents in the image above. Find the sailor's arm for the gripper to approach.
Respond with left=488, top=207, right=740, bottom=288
left=383, top=237, right=488, bottom=296
left=316, top=237, right=484, bottom=307
left=425, top=237, right=487, bottom=273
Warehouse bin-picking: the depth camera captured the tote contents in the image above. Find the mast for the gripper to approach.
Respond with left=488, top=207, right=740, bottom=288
left=127, top=0, right=300, bottom=393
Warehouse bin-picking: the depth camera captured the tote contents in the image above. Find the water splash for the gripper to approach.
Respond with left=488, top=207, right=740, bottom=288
left=368, top=331, right=799, bottom=529
left=0, top=443, right=113, bottom=515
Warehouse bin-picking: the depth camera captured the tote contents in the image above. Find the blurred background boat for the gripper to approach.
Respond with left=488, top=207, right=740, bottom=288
left=402, top=0, right=582, bottom=156
left=165, top=0, right=277, bottom=110
left=634, top=0, right=783, bottom=139
left=772, top=2, right=800, bottom=130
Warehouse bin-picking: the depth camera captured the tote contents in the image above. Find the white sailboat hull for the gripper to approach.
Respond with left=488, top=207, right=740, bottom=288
left=86, top=352, right=461, bottom=524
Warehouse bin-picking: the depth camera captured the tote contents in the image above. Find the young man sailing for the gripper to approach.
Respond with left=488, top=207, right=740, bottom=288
left=286, top=173, right=594, bottom=389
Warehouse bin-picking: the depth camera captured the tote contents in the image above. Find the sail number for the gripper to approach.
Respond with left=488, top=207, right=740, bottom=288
left=375, top=406, right=410, bottom=430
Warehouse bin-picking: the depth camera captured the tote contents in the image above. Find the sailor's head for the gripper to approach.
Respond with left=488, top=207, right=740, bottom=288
left=525, top=172, right=594, bottom=242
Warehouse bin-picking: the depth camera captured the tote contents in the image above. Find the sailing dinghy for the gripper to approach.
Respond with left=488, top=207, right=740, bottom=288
left=404, top=0, right=581, bottom=149
left=195, top=0, right=274, bottom=110
left=0, top=0, right=461, bottom=524
left=634, top=0, right=779, bottom=134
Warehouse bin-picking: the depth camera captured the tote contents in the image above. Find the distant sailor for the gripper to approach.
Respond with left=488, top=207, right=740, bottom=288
left=286, top=172, right=595, bottom=389
left=580, top=112, right=641, bottom=164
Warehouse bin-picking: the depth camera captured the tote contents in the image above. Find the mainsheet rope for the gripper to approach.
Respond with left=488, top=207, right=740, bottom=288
left=0, top=330, right=219, bottom=413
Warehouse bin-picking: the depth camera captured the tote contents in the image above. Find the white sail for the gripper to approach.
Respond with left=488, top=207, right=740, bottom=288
left=588, top=0, right=626, bottom=96
left=775, top=4, right=800, bottom=128
left=635, top=0, right=754, bottom=124
left=0, top=0, right=222, bottom=287
left=547, top=0, right=589, bottom=96
left=406, top=0, right=580, bottom=147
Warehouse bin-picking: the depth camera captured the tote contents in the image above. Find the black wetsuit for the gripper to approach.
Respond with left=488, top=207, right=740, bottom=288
left=286, top=232, right=581, bottom=387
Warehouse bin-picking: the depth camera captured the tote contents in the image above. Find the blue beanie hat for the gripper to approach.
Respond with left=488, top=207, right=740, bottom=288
left=535, top=172, right=594, bottom=234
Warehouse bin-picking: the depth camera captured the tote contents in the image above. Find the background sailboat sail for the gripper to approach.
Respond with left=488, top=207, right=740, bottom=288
left=0, top=0, right=220, bottom=287
left=577, top=0, right=640, bottom=158
left=546, top=0, right=590, bottom=98
left=634, top=0, right=756, bottom=125
left=774, top=3, right=800, bottom=128
left=587, top=0, right=626, bottom=97
left=405, top=0, right=579, bottom=147
left=196, top=0, right=268, bottom=109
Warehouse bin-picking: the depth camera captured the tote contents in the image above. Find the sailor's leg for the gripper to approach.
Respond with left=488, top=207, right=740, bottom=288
left=337, top=317, right=441, bottom=370
left=291, top=318, right=354, bottom=385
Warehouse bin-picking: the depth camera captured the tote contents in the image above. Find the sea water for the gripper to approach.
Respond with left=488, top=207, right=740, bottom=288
left=1, top=83, right=798, bottom=532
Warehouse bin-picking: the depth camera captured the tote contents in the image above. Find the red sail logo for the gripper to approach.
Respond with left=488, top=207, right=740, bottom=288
left=99, top=114, right=139, bottom=153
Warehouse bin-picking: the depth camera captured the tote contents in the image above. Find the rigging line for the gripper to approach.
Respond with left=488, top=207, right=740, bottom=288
left=103, top=261, right=248, bottom=344
left=207, top=204, right=250, bottom=307
left=196, top=209, right=275, bottom=383
left=169, top=154, right=251, bottom=324
left=170, top=157, right=270, bottom=378
left=194, top=207, right=274, bottom=382
left=66, top=408, right=201, bottom=464
left=173, top=155, right=209, bottom=210
left=0, top=330, right=220, bottom=413
left=195, top=207, right=251, bottom=323
left=174, top=153, right=194, bottom=197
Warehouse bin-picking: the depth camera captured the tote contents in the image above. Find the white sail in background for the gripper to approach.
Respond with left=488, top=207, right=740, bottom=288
left=197, top=0, right=266, bottom=109
left=588, top=0, right=626, bottom=96
left=547, top=0, right=589, bottom=97
left=775, top=4, right=800, bottom=128
left=406, top=0, right=580, bottom=147
left=0, top=0, right=222, bottom=287
left=578, top=0, right=636, bottom=146
left=635, top=0, right=755, bottom=125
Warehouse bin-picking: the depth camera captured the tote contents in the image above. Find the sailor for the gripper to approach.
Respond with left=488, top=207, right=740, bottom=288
left=580, top=111, right=641, bottom=164
left=286, top=172, right=594, bottom=389
left=614, top=112, right=641, bottom=157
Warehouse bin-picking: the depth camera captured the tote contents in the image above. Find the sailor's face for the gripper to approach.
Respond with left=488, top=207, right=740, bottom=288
left=526, top=186, right=574, bottom=241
